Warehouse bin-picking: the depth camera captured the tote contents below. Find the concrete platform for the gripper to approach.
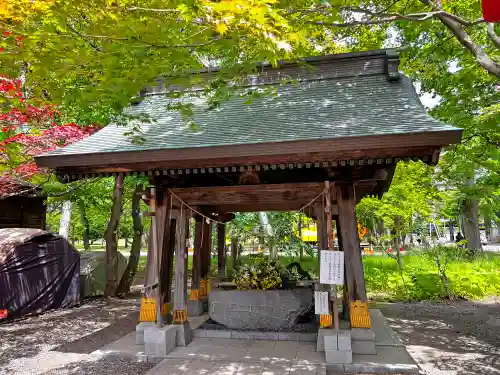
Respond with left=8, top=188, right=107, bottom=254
left=91, top=314, right=210, bottom=362
left=92, top=310, right=419, bottom=374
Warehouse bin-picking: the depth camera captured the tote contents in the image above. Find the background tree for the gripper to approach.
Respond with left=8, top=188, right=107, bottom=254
left=1, top=0, right=498, bottom=128
left=357, top=161, right=439, bottom=249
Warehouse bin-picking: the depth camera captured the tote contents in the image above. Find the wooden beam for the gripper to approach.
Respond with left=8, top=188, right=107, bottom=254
left=217, top=223, right=226, bottom=279
left=173, top=209, right=190, bottom=324
left=335, top=183, right=367, bottom=301
left=209, top=202, right=338, bottom=213
left=172, top=183, right=325, bottom=208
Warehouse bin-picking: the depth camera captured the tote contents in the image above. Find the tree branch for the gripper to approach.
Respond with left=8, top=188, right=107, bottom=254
left=124, top=7, right=180, bottom=13
left=303, top=3, right=498, bottom=78
left=300, top=6, right=485, bottom=27
left=420, top=0, right=500, bottom=78
left=487, top=23, right=500, bottom=49
left=66, top=22, right=104, bottom=52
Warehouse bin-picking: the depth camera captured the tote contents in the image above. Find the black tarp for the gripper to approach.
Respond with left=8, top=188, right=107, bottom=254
left=0, top=228, right=80, bottom=320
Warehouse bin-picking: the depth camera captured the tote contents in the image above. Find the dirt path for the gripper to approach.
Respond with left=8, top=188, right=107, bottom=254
left=2, top=294, right=500, bottom=375
left=0, top=295, right=154, bottom=375
left=379, top=300, right=500, bottom=375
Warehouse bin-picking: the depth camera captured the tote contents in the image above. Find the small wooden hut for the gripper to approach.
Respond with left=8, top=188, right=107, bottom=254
left=35, top=50, right=462, bottom=329
left=0, top=177, right=46, bottom=230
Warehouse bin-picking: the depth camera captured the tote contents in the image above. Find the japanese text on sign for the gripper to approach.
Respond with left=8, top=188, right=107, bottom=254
left=314, top=291, right=329, bottom=315
left=319, top=250, right=344, bottom=285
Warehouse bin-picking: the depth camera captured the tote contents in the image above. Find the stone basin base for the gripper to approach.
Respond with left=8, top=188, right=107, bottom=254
left=208, top=288, right=313, bottom=331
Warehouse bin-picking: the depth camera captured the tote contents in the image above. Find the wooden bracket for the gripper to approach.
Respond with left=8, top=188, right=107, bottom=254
left=189, top=289, right=200, bottom=301
left=173, top=309, right=188, bottom=324
left=320, top=314, right=333, bottom=328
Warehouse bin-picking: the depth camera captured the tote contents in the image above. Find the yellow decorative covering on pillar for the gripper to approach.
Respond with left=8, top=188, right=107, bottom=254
left=189, top=289, right=200, bottom=301
left=207, top=279, right=212, bottom=294
left=319, top=314, right=333, bottom=328
left=200, top=279, right=207, bottom=297
left=173, top=308, right=188, bottom=324
left=349, top=300, right=371, bottom=328
left=139, top=297, right=172, bottom=322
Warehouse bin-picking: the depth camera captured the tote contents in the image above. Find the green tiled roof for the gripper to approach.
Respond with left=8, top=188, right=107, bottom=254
left=43, top=74, right=458, bottom=158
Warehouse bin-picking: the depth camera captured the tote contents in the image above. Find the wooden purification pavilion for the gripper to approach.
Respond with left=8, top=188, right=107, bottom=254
left=36, top=49, right=461, bottom=329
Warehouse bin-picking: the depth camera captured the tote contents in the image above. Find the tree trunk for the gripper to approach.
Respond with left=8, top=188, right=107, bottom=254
left=298, top=215, right=303, bottom=259
left=484, top=214, right=492, bottom=242
left=59, top=201, right=72, bottom=239
left=217, top=223, right=226, bottom=279
left=259, top=212, right=276, bottom=258
left=104, top=174, right=125, bottom=297
left=77, top=200, right=90, bottom=251
left=116, top=184, right=144, bottom=296
left=124, top=237, right=129, bottom=248
left=394, top=216, right=404, bottom=270
left=231, top=236, right=238, bottom=270
left=462, top=179, right=482, bottom=251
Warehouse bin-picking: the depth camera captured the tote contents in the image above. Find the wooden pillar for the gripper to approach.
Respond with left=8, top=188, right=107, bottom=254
left=143, top=225, right=158, bottom=299
left=315, top=200, right=332, bottom=329
left=161, top=218, right=176, bottom=310
left=173, top=208, right=190, bottom=324
left=335, top=183, right=367, bottom=301
left=314, top=202, right=328, bottom=272
left=190, top=217, right=203, bottom=301
left=336, top=217, right=350, bottom=321
left=155, top=189, right=173, bottom=326
left=200, top=221, right=212, bottom=297
left=217, top=223, right=226, bottom=279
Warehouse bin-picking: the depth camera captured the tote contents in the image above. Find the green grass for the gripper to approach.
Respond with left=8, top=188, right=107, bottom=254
left=230, top=252, right=500, bottom=301
left=83, top=246, right=500, bottom=302
left=362, top=252, right=500, bottom=301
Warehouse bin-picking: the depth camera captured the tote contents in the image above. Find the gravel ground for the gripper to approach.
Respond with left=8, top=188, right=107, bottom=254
left=2, top=294, right=500, bottom=375
left=379, top=299, right=500, bottom=375
left=0, top=295, right=154, bottom=375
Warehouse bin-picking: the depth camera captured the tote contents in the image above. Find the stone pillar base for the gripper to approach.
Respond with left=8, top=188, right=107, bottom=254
left=136, top=322, right=155, bottom=345
left=174, top=321, right=192, bottom=346
left=144, top=325, right=177, bottom=357
left=317, top=328, right=336, bottom=352
left=324, top=330, right=352, bottom=365
left=351, top=328, right=376, bottom=354
left=188, top=299, right=204, bottom=317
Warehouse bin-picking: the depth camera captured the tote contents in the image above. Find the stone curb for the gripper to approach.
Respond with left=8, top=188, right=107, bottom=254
left=192, top=329, right=317, bottom=342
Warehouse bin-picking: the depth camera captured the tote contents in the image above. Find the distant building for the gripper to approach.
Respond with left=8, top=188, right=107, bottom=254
left=0, top=177, right=46, bottom=229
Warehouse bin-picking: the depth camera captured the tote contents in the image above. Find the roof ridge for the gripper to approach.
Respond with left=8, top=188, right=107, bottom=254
left=137, top=49, right=400, bottom=98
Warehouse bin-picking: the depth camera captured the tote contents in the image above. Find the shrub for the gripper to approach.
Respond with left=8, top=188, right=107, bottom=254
left=233, top=258, right=283, bottom=290
left=232, top=257, right=310, bottom=290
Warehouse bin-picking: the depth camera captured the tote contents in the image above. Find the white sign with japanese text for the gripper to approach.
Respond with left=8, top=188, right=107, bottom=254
left=314, top=291, right=329, bottom=315
left=319, top=250, right=344, bottom=285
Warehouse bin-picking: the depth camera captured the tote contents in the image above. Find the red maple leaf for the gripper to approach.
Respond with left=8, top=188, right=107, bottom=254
left=0, top=77, right=98, bottom=194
